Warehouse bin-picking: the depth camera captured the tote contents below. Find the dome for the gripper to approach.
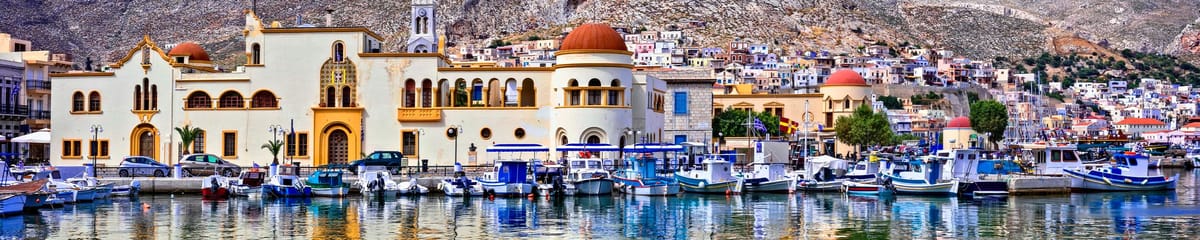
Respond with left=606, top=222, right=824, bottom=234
left=823, top=69, right=868, bottom=86
left=168, top=42, right=211, bottom=61
left=947, top=117, right=971, bottom=128
left=560, top=23, right=628, bottom=52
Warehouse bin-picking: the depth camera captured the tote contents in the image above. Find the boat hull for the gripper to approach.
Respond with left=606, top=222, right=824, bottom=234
left=842, top=182, right=886, bottom=195
left=742, top=178, right=794, bottom=193
left=678, top=181, right=740, bottom=194
left=479, top=181, right=533, bottom=197
left=615, top=182, right=680, bottom=196
left=360, top=189, right=399, bottom=198
left=311, top=187, right=350, bottom=197
left=796, top=180, right=845, bottom=192
left=960, top=181, right=1009, bottom=196
left=23, top=193, right=50, bottom=210
left=93, top=185, right=113, bottom=199
left=264, top=185, right=312, bottom=198
left=231, top=185, right=262, bottom=198
left=1064, top=169, right=1177, bottom=191
left=75, top=188, right=97, bottom=202
left=0, top=195, right=25, bottom=215
left=572, top=178, right=614, bottom=195
left=891, top=180, right=959, bottom=196
left=201, top=187, right=230, bottom=200
left=54, top=191, right=76, bottom=204
left=112, top=185, right=139, bottom=197
left=440, top=182, right=484, bottom=197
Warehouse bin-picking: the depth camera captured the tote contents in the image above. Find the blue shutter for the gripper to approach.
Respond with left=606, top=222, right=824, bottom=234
left=674, top=135, right=687, bottom=144
left=673, top=92, right=688, bottom=114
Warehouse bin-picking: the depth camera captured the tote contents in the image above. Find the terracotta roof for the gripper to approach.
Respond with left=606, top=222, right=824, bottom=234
left=946, top=116, right=971, bottom=128
left=1182, top=122, right=1200, bottom=129
left=822, top=69, right=868, bottom=86
left=1114, top=118, right=1166, bottom=126
left=560, top=23, right=628, bottom=51
left=167, top=42, right=210, bottom=61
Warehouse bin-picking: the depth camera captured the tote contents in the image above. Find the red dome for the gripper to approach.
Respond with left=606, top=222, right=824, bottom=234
left=947, top=117, right=971, bottom=128
left=168, top=42, right=211, bottom=61
left=823, top=69, right=868, bottom=86
left=560, top=23, right=628, bottom=52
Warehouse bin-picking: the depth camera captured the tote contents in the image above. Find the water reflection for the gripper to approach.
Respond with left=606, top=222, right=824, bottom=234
left=3, top=171, right=1196, bottom=239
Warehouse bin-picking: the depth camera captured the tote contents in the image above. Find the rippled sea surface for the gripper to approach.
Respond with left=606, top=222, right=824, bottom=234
left=6, top=169, right=1200, bottom=239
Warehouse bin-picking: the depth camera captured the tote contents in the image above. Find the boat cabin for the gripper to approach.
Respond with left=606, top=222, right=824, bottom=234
left=1105, top=153, right=1154, bottom=177
left=684, top=156, right=737, bottom=182
left=486, top=144, right=550, bottom=184
left=239, top=171, right=266, bottom=187
left=307, top=168, right=345, bottom=186
left=937, top=149, right=981, bottom=181
left=620, top=143, right=684, bottom=180
left=804, top=156, right=849, bottom=181
left=1018, top=143, right=1083, bottom=175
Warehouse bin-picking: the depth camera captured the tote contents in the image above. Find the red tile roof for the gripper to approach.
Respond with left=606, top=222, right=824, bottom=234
left=1114, top=118, right=1166, bottom=126
left=1182, top=122, right=1200, bottom=129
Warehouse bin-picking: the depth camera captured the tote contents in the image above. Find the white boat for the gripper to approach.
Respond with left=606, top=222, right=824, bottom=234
left=740, top=141, right=799, bottom=193
left=558, top=143, right=618, bottom=195
left=307, top=167, right=351, bottom=198
left=396, top=177, right=429, bottom=195
left=477, top=144, right=545, bottom=197
left=438, top=163, right=484, bottom=197
left=882, top=157, right=959, bottom=196
left=612, top=143, right=683, bottom=196
left=1065, top=152, right=1177, bottom=191
left=231, top=170, right=266, bottom=198
left=262, top=174, right=312, bottom=198
left=796, top=155, right=849, bottom=192
left=1015, top=143, right=1085, bottom=175
left=68, top=177, right=115, bottom=199
left=111, top=181, right=141, bottom=196
left=842, top=181, right=887, bottom=195
left=534, top=161, right=575, bottom=196
left=940, top=149, right=1008, bottom=196
left=0, top=194, right=25, bottom=216
left=356, top=170, right=401, bottom=198
left=675, top=155, right=743, bottom=194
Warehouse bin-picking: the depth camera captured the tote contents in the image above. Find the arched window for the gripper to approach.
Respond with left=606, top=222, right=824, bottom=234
left=421, top=79, right=432, bottom=108
left=88, top=91, right=101, bottom=112
left=341, top=86, right=352, bottom=107
left=587, top=79, right=602, bottom=105
left=520, top=78, right=535, bottom=107
left=333, top=42, right=345, bottom=62
left=325, top=87, right=336, bottom=107
left=404, top=79, right=416, bottom=108
left=567, top=79, right=580, bottom=106
left=72, top=92, right=84, bottom=112
left=151, top=85, right=158, bottom=110
left=587, top=135, right=601, bottom=144
left=219, top=91, right=244, bottom=108
left=142, top=78, right=151, bottom=110
left=487, top=79, right=501, bottom=107
left=251, top=91, right=278, bottom=108
left=186, top=92, right=212, bottom=109
left=843, top=98, right=850, bottom=109
left=251, top=43, right=261, bottom=64
left=134, top=86, right=142, bottom=110
left=608, top=79, right=621, bottom=106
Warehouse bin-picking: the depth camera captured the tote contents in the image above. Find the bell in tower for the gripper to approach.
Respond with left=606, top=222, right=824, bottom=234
left=406, top=0, right=438, bottom=53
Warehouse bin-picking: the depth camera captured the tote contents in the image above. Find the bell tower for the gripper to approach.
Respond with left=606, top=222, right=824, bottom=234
left=406, top=0, right=438, bottom=53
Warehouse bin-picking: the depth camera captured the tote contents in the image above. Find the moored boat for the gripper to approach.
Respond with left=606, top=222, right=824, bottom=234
left=0, top=194, right=25, bottom=216
left=396, top=177, right=429, bottom=195
left=231, top=170, right=266, bottom=198
left=675, top=155, right=742, bottom=194
left=940, top=149, right=1009, bottom=197
left=0, top=179, right=52, bottom=209
left=478, top=144, right=545, bottom=197
left=558, top=143, right=618, bottom=195
left=1064, top=152, right=1177, bottom=191
left=740, top=141, right=799, bottom=193
left=356, top=169, right=401, bottom=198
left=438, top=162, right=483, bottom=197
left=842, top=181, right=887, bottom=195
left=796, top=155, right=849, bottom=192
left=882, top=157, right=959, bottom=196
left=201, top=175, right=230, bottom=200
left=612, top=143, right=682, bottom=196
left=263, top=174, right=313, bottom=198
left=307, top=166, right=351, bottom=198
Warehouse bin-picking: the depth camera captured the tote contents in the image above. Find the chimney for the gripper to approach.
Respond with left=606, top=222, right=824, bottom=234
left=325, top=9, right=334, bottom=27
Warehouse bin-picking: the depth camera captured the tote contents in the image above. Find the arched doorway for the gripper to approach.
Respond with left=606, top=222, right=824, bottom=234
left=327, top=129, right=348, bottom=165
left=129, top=124, right=159, bottom=162
left=138, top=131, right=155, bottom=157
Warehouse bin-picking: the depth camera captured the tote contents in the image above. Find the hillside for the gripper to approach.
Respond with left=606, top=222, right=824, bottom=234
left=2, top=0, right=1198, bottom=68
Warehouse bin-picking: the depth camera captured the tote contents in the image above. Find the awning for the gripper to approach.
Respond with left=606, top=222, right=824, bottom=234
left=12, top=129, right=49, bottom=143
left=556, top=143, right=620, bottom=152
left=486, top=144, right=549, bottom=152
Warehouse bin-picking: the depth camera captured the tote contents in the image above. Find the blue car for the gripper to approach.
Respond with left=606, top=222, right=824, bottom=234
left=118, top=156, right=170, bottom=177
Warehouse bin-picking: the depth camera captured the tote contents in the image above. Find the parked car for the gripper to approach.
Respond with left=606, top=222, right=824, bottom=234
left=118, top=156, right=171, bottom=177
left=180, top=153, right=242, bottom=177
left=348, top=151, right=407, bottom=174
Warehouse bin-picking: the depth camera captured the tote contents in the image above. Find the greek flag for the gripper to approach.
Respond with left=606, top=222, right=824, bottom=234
left=753, top=117, right=766, bottom=133
left=10, top=85, right=18, bottom=95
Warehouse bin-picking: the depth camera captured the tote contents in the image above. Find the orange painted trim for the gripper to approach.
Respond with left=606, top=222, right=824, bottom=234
left=554, top=63, right=634, bottom=69
left=555, top=49, right=634, bottom=56
left=51, top=72, right=114, bottom=77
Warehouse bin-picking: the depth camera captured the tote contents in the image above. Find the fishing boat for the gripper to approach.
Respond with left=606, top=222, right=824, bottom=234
left=397, top=177, right=429, bottom=195
left=1064, top=152, right=1178, bottom=191
left=478, top=144, right=545, bottom=197
left=231, top=170, right=266, bottom=198
left=0, top=194, right=25, bottom=216
left=1015, top=143, right=1085, bottom=175
left=843, top=154, right=888, bottom=182
left=263, top=174, right=312, bottom=198
left=67, top=177, right=115, bottom=199
left=612, top=143, right=682, bottom=196
left=201, top=175, right=230, bottom=200
left=438, top=162, right=483, bottom=197
left=740, top=141, right=799, bottom=193
left=307, top=166, right=351, bottom=197
left=796, top=155, right=850, bottom=192
left=111, top=181, right=141, bottom=197
left=9, top=167, right=80, bottom=204
left=534, top=161, right=574, bottom=196
left=675, top=155, right=743, bottom=194
left=0, top=179, right=52, bottom=209
left=356, top=169, right=400, bottom=198
left=842, top=181, right=887, bottom=195
left=558, top=143, right=617, bottom=195
left=940, top=149, right=1008, bottom=197
left=881, top=157, right=959, bottom=196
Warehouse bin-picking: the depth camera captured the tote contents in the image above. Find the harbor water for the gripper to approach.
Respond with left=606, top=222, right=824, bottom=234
left=5, top=169, right=1199, bottom=239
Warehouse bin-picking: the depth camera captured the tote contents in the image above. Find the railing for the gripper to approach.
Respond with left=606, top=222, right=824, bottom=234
left=29, top=110, right=49, bottom=120
left=26, top=79, right=50, bottom=91
left=0, top=105, right=29, bottom=116
left=91, top=162, right=803, bottom=179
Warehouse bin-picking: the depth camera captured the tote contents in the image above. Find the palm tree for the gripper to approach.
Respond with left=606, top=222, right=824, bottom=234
left=261, top=139, right=283, bottom=165
left=174, top=125, right=202, bottom=156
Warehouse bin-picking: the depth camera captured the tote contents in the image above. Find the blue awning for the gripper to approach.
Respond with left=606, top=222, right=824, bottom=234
left=622, top=143, right=684, bottom=153
left=556, top=143, right=620, bottom=152
left=486, top=144, right=549, bottom=152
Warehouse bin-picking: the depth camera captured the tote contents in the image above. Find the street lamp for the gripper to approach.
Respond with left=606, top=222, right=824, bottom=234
left=90, top=124, right=103, bottom=177
left=448, top=125, right=462, bottom=163
left=267, top=124, right=284, bottom=165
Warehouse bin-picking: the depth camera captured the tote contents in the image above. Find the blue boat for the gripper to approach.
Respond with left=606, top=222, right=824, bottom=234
left=1064, top=152, right=1177, bottom=191
left=612, top=143, right=682, bottom=196
left=263, top=174, right=312, bottom=198
left=478, top=144, right=545, bottom=197
left=307, top=166, right=350, bottom=197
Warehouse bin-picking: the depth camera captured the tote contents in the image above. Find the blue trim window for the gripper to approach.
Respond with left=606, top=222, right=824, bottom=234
left=674, top=135, right=687, bottom=144
left=673, top=91, right=688, bottom=114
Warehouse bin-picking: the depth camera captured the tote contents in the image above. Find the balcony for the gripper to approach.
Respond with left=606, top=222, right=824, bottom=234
left=396, top=108, right=442, bottom=122
left=29, top=110, right=49, bottom=119
left=0, top=105, right=29, bottom=120
left=26, top=79, right=50, bottom=95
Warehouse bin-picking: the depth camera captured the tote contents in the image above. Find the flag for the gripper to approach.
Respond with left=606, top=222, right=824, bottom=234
left=779, top=117, right=792, bottom=134
left=252, top=162, right=260, bottom=169
left=752, top=117, right=766, bottom=133
left=790, top=120, right=800, bottom=134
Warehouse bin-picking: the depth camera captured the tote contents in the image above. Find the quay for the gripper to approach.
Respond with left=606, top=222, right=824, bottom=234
left=98, top=176, right=446, bottom=194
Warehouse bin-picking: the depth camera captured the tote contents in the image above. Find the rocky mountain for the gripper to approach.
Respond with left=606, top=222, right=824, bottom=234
left=2, top=0, right=1198, bottom=68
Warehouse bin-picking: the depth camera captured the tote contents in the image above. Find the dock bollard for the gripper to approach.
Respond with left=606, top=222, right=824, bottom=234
left=269, top=164, right=279, bottom=177
left=173, top=164, right=183, bottom=179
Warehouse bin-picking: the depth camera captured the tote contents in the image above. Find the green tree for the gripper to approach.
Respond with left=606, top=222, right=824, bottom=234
left=968, top=100, right=1008, bottom=147
left=712, top=109, right=780, bottom=137
left=834, top=104, right=894, bottom=153
left=261, top=139, right=284, bottom=165
left=966, top=92, right=980, bottom=102
left=174, top=125, right=202, bottom=156
left=878, top=96, right=903, bottom=109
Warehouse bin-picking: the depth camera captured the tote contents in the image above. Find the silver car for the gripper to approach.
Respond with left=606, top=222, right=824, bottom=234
left=180, top=153, right=242, bottom=177
left=118, top=156, right=171, bottom=177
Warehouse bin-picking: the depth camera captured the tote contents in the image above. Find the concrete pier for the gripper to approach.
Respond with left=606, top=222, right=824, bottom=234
left=1006, top=175, right=1071, bottom=194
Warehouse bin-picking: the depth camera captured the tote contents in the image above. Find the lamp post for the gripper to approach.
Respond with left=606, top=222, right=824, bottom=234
left=267, top=124, right=284, bottom=165
left=90, top=124, right=103, bottom=178
left=448, top=125, right=462, bottom=164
